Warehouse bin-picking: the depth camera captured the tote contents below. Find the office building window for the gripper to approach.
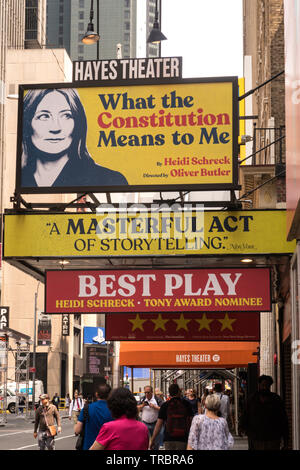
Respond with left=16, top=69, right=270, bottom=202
left=124, top=0, right=130, bottom=7
left=78, top=45, right=84, bottom=54
left=78, top=56, right=84, bottom=61
left=79, top=11, right=84, bottom=19
left=125, top=21, right=130, bottom=30
left=79, top=0, right=84, bottom=8
left=78, top=22, right=84, bottom=31
left=124, top=33, right=130, bottom=42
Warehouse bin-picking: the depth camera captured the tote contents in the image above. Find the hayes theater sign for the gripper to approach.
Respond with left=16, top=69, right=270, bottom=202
left=45, top=268, right=271, bottom=314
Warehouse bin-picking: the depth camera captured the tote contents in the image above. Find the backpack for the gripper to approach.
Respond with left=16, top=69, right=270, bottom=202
left=165, top=398, right=190, bottom=438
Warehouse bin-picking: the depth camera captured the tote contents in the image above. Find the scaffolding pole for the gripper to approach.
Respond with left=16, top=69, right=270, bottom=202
left=15, top=341, right=30, bottom=417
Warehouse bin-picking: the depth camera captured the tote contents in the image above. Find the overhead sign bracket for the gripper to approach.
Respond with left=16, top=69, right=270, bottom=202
left=9, top=187, right=242, bottom=213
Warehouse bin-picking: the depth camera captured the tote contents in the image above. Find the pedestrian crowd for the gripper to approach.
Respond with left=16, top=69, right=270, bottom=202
left=32, top=374, right=289, bottom=451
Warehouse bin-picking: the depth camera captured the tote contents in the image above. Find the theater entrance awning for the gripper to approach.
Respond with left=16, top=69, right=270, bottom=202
left=119, top=341, right=259, bottom=369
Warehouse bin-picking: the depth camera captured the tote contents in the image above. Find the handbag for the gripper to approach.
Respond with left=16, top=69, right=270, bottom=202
left=43, top=409, right=57, bottom=437
left=48, top=425, right=57, bottom=437
left=75, top=402, right=89, bottom=451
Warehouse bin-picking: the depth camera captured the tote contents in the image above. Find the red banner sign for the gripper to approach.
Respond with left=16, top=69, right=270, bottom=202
left=45, top=268, right=271, bottom=314
left=105, top=312, right=260, bottom=342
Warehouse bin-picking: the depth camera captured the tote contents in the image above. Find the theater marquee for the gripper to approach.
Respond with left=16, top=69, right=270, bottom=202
left=105, top=312, right=260, bottom=342
left=45, top=268, right=271, bottom=314
left=3, top=210, right=295, bottom=258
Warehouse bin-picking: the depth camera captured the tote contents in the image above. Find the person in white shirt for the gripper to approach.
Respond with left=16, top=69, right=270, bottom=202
left=69, top=391, right=84, bottom=424
left=137, top=386, right=163, bottom=450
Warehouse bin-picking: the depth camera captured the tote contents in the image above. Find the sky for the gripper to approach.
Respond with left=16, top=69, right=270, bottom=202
left=161, top=0, right=243, bottom=78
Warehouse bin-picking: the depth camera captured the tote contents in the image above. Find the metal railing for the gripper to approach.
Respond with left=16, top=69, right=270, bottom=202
left=251, top=124, right=285, bottom=166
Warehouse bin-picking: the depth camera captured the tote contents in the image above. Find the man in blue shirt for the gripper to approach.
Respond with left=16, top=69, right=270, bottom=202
left=75, top=384, right=112, bottom=450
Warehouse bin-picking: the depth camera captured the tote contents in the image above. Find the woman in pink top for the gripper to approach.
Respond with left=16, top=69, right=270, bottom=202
left=89, top=387, right=149, bottom=450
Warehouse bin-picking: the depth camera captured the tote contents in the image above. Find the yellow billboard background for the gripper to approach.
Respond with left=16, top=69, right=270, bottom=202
left=4, top=210, right=295, bottom=258
left=76, top=81, right=234, bottom=186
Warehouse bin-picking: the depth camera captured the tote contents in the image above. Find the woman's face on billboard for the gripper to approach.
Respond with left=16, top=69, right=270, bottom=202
left=31, top=91, right=75, bottom=155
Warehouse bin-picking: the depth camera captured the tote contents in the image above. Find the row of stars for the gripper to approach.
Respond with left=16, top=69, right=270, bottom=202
left=128, top=313, right=237, bottom=333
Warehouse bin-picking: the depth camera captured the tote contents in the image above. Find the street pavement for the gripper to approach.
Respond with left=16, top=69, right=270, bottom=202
left=0, top=411, right=249, bottom=451
left=0, top=411, right=77, bottom=450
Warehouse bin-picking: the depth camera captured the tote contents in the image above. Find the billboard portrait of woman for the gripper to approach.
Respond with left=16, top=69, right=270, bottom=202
left=21, top=88, right=128, bottom=188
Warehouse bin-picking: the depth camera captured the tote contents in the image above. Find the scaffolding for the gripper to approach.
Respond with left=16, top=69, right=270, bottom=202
left=0, top=327, right=32, bottom=425
left=153, top=367, right=241, bottom=435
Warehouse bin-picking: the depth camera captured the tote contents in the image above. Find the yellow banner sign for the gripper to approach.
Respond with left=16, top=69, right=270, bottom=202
left=18, top=78, right=238, bottom=192
left=3, top=210, right=295, bottom=258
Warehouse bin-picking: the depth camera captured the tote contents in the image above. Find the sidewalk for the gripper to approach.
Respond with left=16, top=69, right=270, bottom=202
left=232, top=436, right=248, bottom=450
left=0, top=408, right=69, bottom=427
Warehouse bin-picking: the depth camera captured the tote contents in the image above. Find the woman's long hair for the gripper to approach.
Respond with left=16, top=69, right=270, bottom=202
left=22, top=88, right=92, bottom=171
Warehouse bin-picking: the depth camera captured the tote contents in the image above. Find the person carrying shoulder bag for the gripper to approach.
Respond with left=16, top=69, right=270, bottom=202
left=33, top=394, right=61, bottom=450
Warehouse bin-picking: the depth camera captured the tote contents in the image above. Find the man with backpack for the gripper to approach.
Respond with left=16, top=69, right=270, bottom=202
left=137, top=385, right=164, bottom=450
left=149, top=383, right=194, bottom=450
left=74, top=384, right=112, bottom=450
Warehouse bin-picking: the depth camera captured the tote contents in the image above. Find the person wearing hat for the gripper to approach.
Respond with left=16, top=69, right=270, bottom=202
left=33, top=394, right=62, bottom=450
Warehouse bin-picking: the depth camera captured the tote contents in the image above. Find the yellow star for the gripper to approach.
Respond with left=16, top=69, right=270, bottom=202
left=218, top=314, right=237, bottom=332
left=196, top=314, right=214, bottom=331
left=128, top=314, right=147, bottom=332
left=151, top=314, right=169, bottom=332
left=173, top=314, right=191, bottom=332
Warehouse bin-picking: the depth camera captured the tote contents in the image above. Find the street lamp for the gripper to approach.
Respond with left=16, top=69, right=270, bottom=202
left=147, top=0, right=167, bottom=45
left=82, top=0, right=100, bottom=59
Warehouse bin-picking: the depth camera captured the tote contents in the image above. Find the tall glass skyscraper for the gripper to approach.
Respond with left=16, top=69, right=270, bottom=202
left=46, top=0, right=138, bottom=60
left=46, top=0, right=160, bottom=61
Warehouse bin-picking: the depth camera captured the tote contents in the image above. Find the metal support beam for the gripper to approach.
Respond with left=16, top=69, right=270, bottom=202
left=239, top=135, right=285, bottom=165
left=239, top=70, right=284, bottom=101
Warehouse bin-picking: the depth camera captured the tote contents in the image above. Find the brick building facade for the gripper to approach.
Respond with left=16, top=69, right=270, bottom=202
left=243, top=0, right=292, bottom=448
left=242, top=0, right=285, bottom=202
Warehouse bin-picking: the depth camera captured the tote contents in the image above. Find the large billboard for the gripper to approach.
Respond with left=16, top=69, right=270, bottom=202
left=3, top=210, right=295, bottom=259
left=15, top=77, right=238, bottom=194
left=45, top=268, right=271, bottom=314
left=105, top=312, right=260, bottom=342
